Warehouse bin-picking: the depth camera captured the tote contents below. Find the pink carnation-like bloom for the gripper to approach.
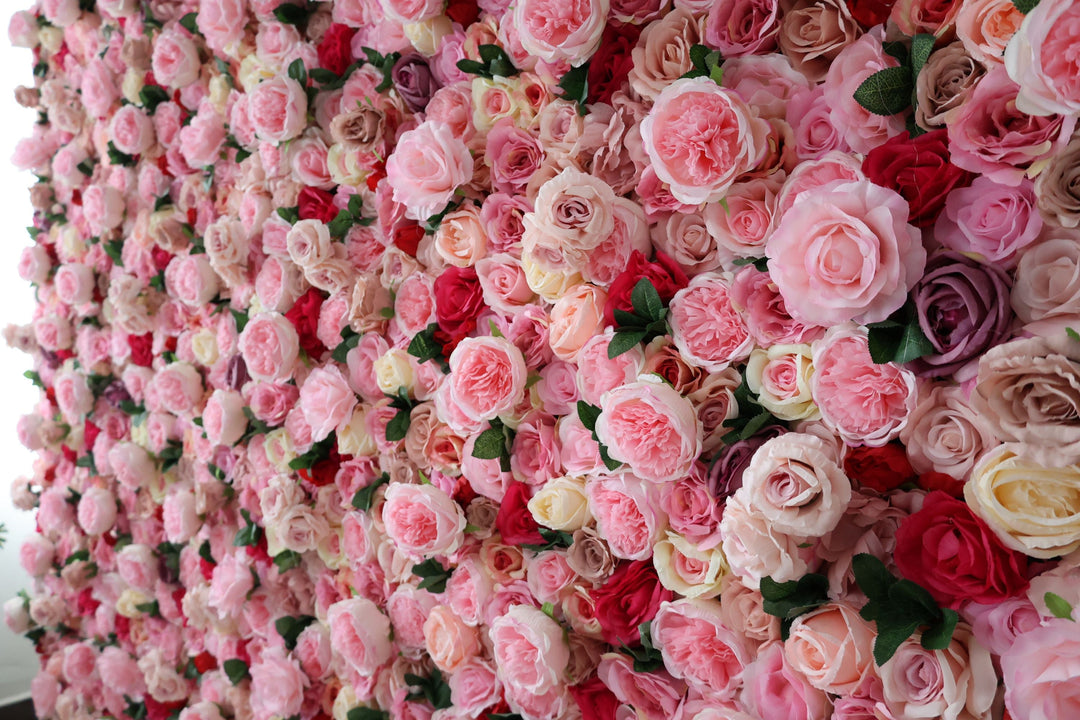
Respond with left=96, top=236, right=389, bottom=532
left=766, top=180, right=925, bottom=327
left=382, top=482, right=467, bottom=557
left=513, top=0, right=609, bottom=65
left=490, top=604, right=571, bottom=697
left=448, top=336, right=528, bottom=423
left=669, top=273, right=754, bottom=373
left=640, top=77, right=769, bottom=206
left=595, top=377, right=701, bottom=482
left=238, top=312, right=300, bottom=383
left=327, top=597, right=394, bottom=675
left=249, top=76, right=309, bottom=144
left=651, top=599, right=750, bottom=702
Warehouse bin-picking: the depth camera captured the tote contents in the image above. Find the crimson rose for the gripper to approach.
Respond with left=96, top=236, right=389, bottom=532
left=298, top=186, right=338, bottom=224
left=317, top=23, right=356, bottom=77
left=603, top=250, right=689, bottom=326
left=843, top=442, right=916, bottom=494
left=433, top=265, right=486, bottom=342
left=591, top=560, right=672, bottom=645
left=495, top=481, right=544, bottom=545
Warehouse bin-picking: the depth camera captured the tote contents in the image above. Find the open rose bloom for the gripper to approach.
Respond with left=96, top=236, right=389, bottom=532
left=9, top=0, right=1080, bottom=719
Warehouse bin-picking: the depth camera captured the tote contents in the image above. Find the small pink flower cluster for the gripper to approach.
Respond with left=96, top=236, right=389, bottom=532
left=6, top=0, right=1080, bottom=720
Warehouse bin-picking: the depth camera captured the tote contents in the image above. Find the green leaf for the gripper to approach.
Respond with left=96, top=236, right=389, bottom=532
left=630, top=277, right=664, bottom=321
left=23, top=370, right=44, bottom=389
left=523, top=528, right=576, bottom=552
left=198, top=540, right=215, bottom=565
left=852, top=553, right=896, bottom=605
left=921, top=608, right=959, bottom=649
left=277, top=206, right=300, bottom=224
left=134, top=600, right=160, bottom=617
left=273, top=2, right=310, bottom=25
left=404, top=669, right=452, bottom=709
left=287, top=58, right=307, bottom=86
left=412, top=559, right=452, bottom=593
left=853, top=66, right=915, bottom=116
left=289, top=432, right=337, bottom=470
left=233, top=509, right=262, bottom=547
left=557, top=62, right=590, bottom=115
left=351, top=473, right=389, bottom=511
left=732, top=256, right=769, bottom=272
left=867, top=320, right=935, bottom=365
left=407, top=324, right=443, bottom=364
left=178, top=12, right=198, bottom=34
left=1045, top=592, right=1075, bottom=621
left=223, top=658, right=249, bottom=685
left=1013, top=0, right=1040, bottom=13
left=759, top=573, right=830, bottom=632
left=910, top=34, right=935, bottom=78
left=688, top=44, right=710, bottom=71
left=456, top=59, right=488, bottom=78
left=477, top=44, right=519, bottom=77
left=107, top=142, right=137, bottom=167
left=347, top=709, right=390, bottom=720
left=76, top=159, right=94, bottom=176
left=275, top=615, right=316, bottom=650
left=1068, top=328, right=1080, bottom=343
left=385, top=407, right=411, bottom=442
left=612, top=308, right=644, bottom=328
left=882, top=41, right=910, bottom=66
left=309, top=68, right=339, bottom=84
left=472, top=426, right=507, bottom=460
left=327, top=208, right=353, bottom=238
left=889, top=579, right=941, bottom=623
left=273, top=550, right=304, bottom=573
left=576, top=401, right=602, bottom=433
left=607, top=329, right=648, bottom=358
left=874, top=618, right=921, bottom=666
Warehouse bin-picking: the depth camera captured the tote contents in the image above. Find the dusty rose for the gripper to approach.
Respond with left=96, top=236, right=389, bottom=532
left=386, top=121, right=474, bottom=221
left=669, top=273, right=753, bottom=373
left=382, top=482, right=466, bottom=557
left=513, top=0, right=608, bottom=65
left=1005, top=0, right=1080, bottom=117
left=778, top=0, right=861, bottom=82
left=641, top=77, right=769, bottom=206
left=448, top=336, right=528, bottom=422
left=916, top=41, right=986, bottom=129
left=595, top=377, right=701, bottom=483
left=879, top=630, right=996, bottom=720
left=1035, top=134, right=1080, bottom=229
left=1011, top=234, right=1080, bottom=336
left=766, top=180, right=925, bottom=326
left=523, top=168, right=616, bottom=273
left=705, top=0, right=781, bottom=57
left=899, top=384, right=998, bottom=479
left=628, top=8, right=706, bottom=101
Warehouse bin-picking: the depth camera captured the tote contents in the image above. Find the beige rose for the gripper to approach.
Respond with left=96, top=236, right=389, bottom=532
left=329, top=105, right=386, bottom=152
left=374, top=348, right=416, bottom=396
left=745, top=344, right=819, bottom=422
left=522, top=250, right=584, bottom=302
left=971, top=335, right=1080, bottom=467
left=778, top=0, right=862, bottom=82
left=565, top=526, right=616, bottom=585
left=967, top=445, right=1080, bottom=559
left=628, top=8, right=707, bottom=101
left=784, top=603, right=876, bottom=696
left=523, top=168, right=616, bottom=274
left=915, top=42, right=985, bottom=129
left=1011, top=235, right=1080, bottom=334
left=652, top=531, right=729, bottom=599
left=1034, top=135, right=1080, bottom=229
left=423, top=605, right=480, bottom=674
left=528, top=475, right=592, bottom=531
left=899, top=384, right=998, bottom=479
left=337, top=406, right=378, bottom=457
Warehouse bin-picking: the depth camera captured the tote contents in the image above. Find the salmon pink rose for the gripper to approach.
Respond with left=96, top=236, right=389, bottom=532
left=386, top=121, right=474, bottom=221
left=299, top=365, right=356, bottom=442
left=766, top=180, right=925, bottom=327
left=382, top=482, right=467, bottom=557
left=514, top=0, right=609, bottom=66
left=1005, top=0, right=1080, bottom=117
left=641, top=77, right=769, bottom=206
left=490, top=604, right=571, bottom=696
left=784, top=603, right=876, bottom=696
left=595, top=377, right=701, bottom=483
left=238, top=313, right=300, bottom=383
left=448, top=336, right=528, bottom=422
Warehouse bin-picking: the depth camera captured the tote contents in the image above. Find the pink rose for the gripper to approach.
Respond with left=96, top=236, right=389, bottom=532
left=811, top=325, right=918, bottom=447
left=490, top=604, right=570, bottom=696
left=81, top=59, right=120, bottom=118
left=209, top=551, right=255, bottom=616
left=424, top=605, right=481, bottom=673
left=386, top=121, right=474, bottom=221
left=155, top=361, right=204, bottom=416
left=179, top=106, right=227, bottom=169
left=652, top=211, right=722, bottom=277
left=595, top=377, right=701, bottom=483
left=382, top=482, right=466, bottom=557
left=652, top=599, right=750, bottom=702
left=587, top=473, right=664, bottom=560
left=202, top=389, right=247, bottom=446
left=720, top=493, right=811, bottom=588
left=62, top=643, right=98, bottom=685
left=239, top=312, right=300, bottom=382
left=822, top=29, right=905, bottom=155
left=197, top=0, right=247, bottom=56
left=513, top=0, right=608, bottom=65
left=380, top=0, right=442, bottom=21
left=117, top=544, right=158, bottom=591
left=934, top=176, right=1042, bottom=268
left=766, top=180, right=925, bottom=326
left=82, top=184, right=125, bottom=233
left=1001, top=620, right=1080, bottom=720
left=77, top=486, right=117, bottom=536
left=110, top=105, right=156, bottom=156
left=249, top=76, right=309, bottom=143
left=250, top=648, right=307, bottom=720
left=706, top=0, right=781, bottom=57
left=19, top=535, right=54, bottom=577
left=669, top=273, right=753, bottom=373
left=1005, top=0, right=1080, bottom=117
left=299, top=365, right=357, bottom=442
left=547, top=283, right=606, bottom=362
left=30, top=673, right=60, bottom=720
left=477, top=255, right=536, bottom=317
left=54, top=263, right=96, bottom=306
left=162, top=489, right=200, bottom=543
left=151, top=29, right=201, bottom=89
left=448, top=336, right=528, bottom=422
left=741, top=642, right=831, bottom=720
left=641, top=77, right=769, bottom=205
left=879, top=630, right=996, bottom=720
left=784, top=603, right=876, bottom=696
left=486, top=118, right=544, bottom=195
left=17, top=246, right=51, bottom=285
left=165, top=254, right=220, bottom=308
left=8, top=11, right=38, bottom=47
left=597, top=652, right=686, bottom=720
left=327, top=597, right=393, bottom=675
left=97, top=647, right=145, bottom=696
left=450, top=660, right=503, bottom=716
left=386, top=585, right=439, bottom=655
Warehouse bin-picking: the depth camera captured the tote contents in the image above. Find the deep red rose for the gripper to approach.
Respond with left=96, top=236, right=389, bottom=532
left=894, top=491, right=1029, bottom=609
left=588, top=23, right=642, bottom=105
left=151, top=245, right=173, bottom=272
left=128, top=333, right=154, bottom=367
left=445, top=0, right=480, bottom=26
left=83, top=420, right=101, bottom=450
left=569, top=674, right=620, bottom=720
left=394, top=221, right=425, bottom=257
left=433, top=265, right=486, bottom=341
left=192, top=650, right=217, bottom=674
left=317, top=23, right=356, bottom=76
left=603, top=250, right=689, bottom=326
left=285, top=287, right=327, bottom=358
left=146, top=698, right=188, bottom=720
left=917, top=471, right=966, bottom=498
left=843, top=442, right=917, bottom=493
left=847, top=0, right=897, bottom=27
left=591, top=560, right=673, bottom=646
left=495, top=481, right=544, bottom=545
left=298, top=186, right=339, bottom=224
left=302, top=445, right=342, bottom=487
left=862, top=129, right=976, bottom=228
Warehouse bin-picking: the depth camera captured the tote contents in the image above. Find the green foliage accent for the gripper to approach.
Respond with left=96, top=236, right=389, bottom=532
left=576, top=400, right=622, bottom=471
left=760, top=574, right=831, bottom=639
left=609, top=278, right=670, bottom=359
left=619, top=622, right=664, bottom=672
left=681, top=44, right=724, bottom=84
left=288, top=432, right=337, bottom=471
left=233, top=509, right=262, bottom=547
left=275, top=615, right=316, bottom=650
left=404, top=668, right=452, bottom=709
left=412, top=559, right=452, bottom=593
left=223, top=658, right=249, bottom=685
left=1045, top=592, right=1075, bottom=621
left=456, top=44, right=520, bottom=79
left=866, top=301, right=935, bottom=365
left=360, top=47, right=401, bottom=93
left=471, top=417, right=514, bottom=472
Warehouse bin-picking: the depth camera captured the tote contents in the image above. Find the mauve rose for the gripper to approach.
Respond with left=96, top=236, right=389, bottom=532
left=779, top=0, right=861, bottom=82
left=1005, top=0, right=1080, bottom=117
left=629, top=8, right=706, bottom=101
left=910, top=252, right=1012, bottom=379
left=1012, top=234, right=1080, bottom=335
left=934, top=176, right=1042, bottom=268
left=1001, top=620, right=1080, bottom=720
left=899, top=384, right=997, bottom=479
left=1035, top=134, right=1080, bottom=229
left=392, top=53, right=440, bottom=113
left=879, top=630, right=996, bottom=720
left=916, top=41, right=985, bottom=129
left=706, top=0, right=781, bottom=57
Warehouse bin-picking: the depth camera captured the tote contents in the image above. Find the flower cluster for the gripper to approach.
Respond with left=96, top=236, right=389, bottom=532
left=5, top=0, right=1080, bottom=720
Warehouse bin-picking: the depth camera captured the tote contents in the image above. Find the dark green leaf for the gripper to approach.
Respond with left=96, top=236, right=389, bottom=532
left=852, top=553, right=896, bottom=605
left=198, top=540, right=215, bottom=565
left=455, top=59, right=488, bottom=78
left=576, top=401, right=602, bottom=433
left=599, top=444, right=622, bottom=471
left=134, top=600, right=160, bottom=617
left=689, top=44, right=710, bottom=70
left=274, top=2, right=310, bottom=25
left=412, top=559, right=451, bottom=593
left=385, top=407, right=411, bottom=442
left=557, top=62, right=590, bottom=115
left=103, top=239, right=124, bottom=266
left=287, top=58, right=307, bottom=85
left=233, top=509, right=261, bottom=547
left=472, top=426, right=507, bottom=459
left=275, top=615, right=316, bottom=650
left=612, top=308, right=644, bottom=328
left=309, top=68, right=339, bottom=84
left=921, top=608, right=959, bottom=649
left=607, top=329, right=648, bottom=359
left=332, top=330, right=361, bottom=364
left=184, top=657, right=201, bottom=679
left=882, top=41, right=909, bottom=66
left=1044, top=591, right=1075, bottom=620
left=630, top=277, right=664, bottom=321
left=327, top=208, right=352, bottom=238
left=732, top=256, right=769, bottom=272
left=178, top=12, right=198, bottom=34
left=1013, top=0, right=1040, bottom=13
left=351, top=473, right=389, bottom=511
left=76, top=159, right=94, bottom=176
left=889, top=579, right=941, bottom=623
left=289, top=432, right=337, bottom=470
left=910, top=34, right=935, bottom=77
left=273, top=550, right=304, bottom=573
left=277, top=206, right=300, bottom=224
left=223, top=658, right=249, bottom=685
left=124, top=697, right=148, bottom=720
left=477, top=44, right=519, bottom=77
left=874, top=619, right=921, bottom=666
left=760, top=574, right=830, bottom=624
left=408, top=324, right=443, bottom=364
left=64, top=549, right=90, bottom=566
left=347, top=709, right=390, bottom=720
left=107, top=142, right=137, bottom=167
left=853, top=66, right=914, bottom=116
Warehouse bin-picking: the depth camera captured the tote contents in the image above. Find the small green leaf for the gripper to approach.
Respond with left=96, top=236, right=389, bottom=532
left=134, top=600, right=160, bottom=617
left=223, top=658, right=249, bottom=685
left=1045, top=592, right=1075, bottom=621
left=277, top=206, right=300, bottom=224
left=178, top=12, right=198, bottom=34
left=874, top=619, right=921, bottom=666
left=273, top=2, right=310, bottom=25
left=287, top=58, right=307, bottom=86
left=576, top=401, right=602, bottom=433
left=921, top=608, right=959, bottom=649
left=273, top=550, right=304, bottom=573
left=630, top=277, right=664, bottom=321
left=1012, top=0, right=1040, bottom=13
left=310, top=68, right=339, bottom=84
left=347, top=709, right=390, bottom=720
left=198, top=540, right=215, bottom=565
left=472, top=426, right=507, bottom=460
left=385, top=407, right=411, bottom=442
left=407, top=324, right=443, bottom=364
left=732, top=256, right=769, bottom=272
left=852, top=553, right=896, bottom=605
left=327, top=208, right=353, bottom=238
left=412, top=559, right=452, bottom=593
left=607, top=329, right=648, bottom=359
left=76, top=159, right=94, bottom=176
left=1068, top=328, right=1080, bottom=343
left=853, top=66, right=915, bottom=116
left=351, top=473, right=389, bottom=511
left=107, top=142, right=137, bottom=167
left=139, top=84, right=172, bottom=113
left=275, top=615, right=316, bottom=650
left=557, top=62, right=590, bottom=115
left=910, top=34, right=935, bottom=78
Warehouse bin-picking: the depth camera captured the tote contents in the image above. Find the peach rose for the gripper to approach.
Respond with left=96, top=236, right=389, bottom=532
left=548, top=283, right=607, bottom=362
left=424, top=605, right=481, bottom=673
left=784, top=603, right=876, bottom=695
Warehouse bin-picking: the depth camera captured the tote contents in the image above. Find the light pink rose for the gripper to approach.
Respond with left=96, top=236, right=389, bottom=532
left=165, top=254, right=220, bottom=307
left=934, top=176, right=1042, bottom=268
left=162, top=489, right=200, bottom=543
left=741, top=641, right=831, bottom=720
left=386, top=585, right=439, bottom=656
left=97, top=647, right=145, bottom=697
left=19, top=535, right=54, bottom=577
left=547, top=283, right=606, bottom=361
left=669, top=273, right=753, bottom=373
left=250, top=647, right=307, bottom=720
left=62, top=643, right=97, bottom=685
left=294, top=623, right=332, bottom=680
left=179, top=703, right=226, bottom=720
left=490, top=604, right=570, bottom=696
left=380, top=0, right=442, bottom=21
left=386, top=121, right=474, bottom=221
left=810, top=325, right=918, bottom=447
left=652, top=599, right=750, bottom=702
left=450, top=660, right=503, bottom=716
left=513, top=0, right=608, bottom=65
left=382, top=482, right=466, bottom=557
left=595, top=377, right=701, bottom=483
left=787, top=86, right=851, bottom=161
left=202, top=389, right=246, bottom=446
left=30, top=673, right=60, bottom=720
left=879, top=630, right=996, bottom=720
left=587, top=473, right=664, bottom=560
left=1001, top=619, right=1080, bottom=720
left=739, top=433, right=851, bottom=537
left=17, top=246, right=51, bottom=285
left=209, top=551, right=255, bottom=616
left=249, top=76, right=309, bottom=143
left=239, top=312, right=300, bottom=382
left=476, top=255, right=536, bottom=316
left=524, top=168, right=617, bottom=272
left=8, top=11, right=39, bottom=47
left=598, top=652, right=686, bottom=720
left=110, top=105, right=156, bottom=155
left=424, top=605, right=481, bottom=673
left=117, top=544, right=158, bottom=591
left=822, top=29, right=905, bottom=155
left=706, top=0, right=781, bottom=57
left=54, top=369, right=94, bottom=421
left=82, top=184, right=125, bottom=233
left=197, top=0, right=248, bottom=56
left=151, top=29, right=201, bottom=89
left=448, top=336, right=528, bottom=422
left=299, top=365, right=356, bottom=442
left=641, top=77, right=769, bottom=205
left=81, top=59, right=120, bottom=118
left=179, top=107, right=227, bottom=169
left=287, top=218, right=333, bottom=269
left=1006, top=0, right=1080, bottom=117
left=328, top=597, right=393, bottom=675
left=77, top=486, right=117, bottom=536
left=54, top=263, right=96, bottom=306
left=720, top=493, right=811, bottom=588
left=784, top=603, right=876, bottom=696
left=109, top=442, right=156, bottom=489
left=766, top=180, right=925, bottom=326
left=155, top=361, right=204, bottom=416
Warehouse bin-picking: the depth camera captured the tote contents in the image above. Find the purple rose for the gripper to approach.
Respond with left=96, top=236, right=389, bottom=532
left=392, top=53, right=440, bottom=113
left=911, top=252, right=1012, bottom=378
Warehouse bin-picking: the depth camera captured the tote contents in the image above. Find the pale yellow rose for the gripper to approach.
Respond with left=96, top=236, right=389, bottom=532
left=404, top=16, right=454, bottom=55
left=522, top=250, right=583, bottom=302
left=374, top=348, right=415, bottom=396
left=115, top=589, right=152, bottom=619
left=337, top=407, right=378, bottom=457
left=263, top=428, right=297, bottom=473
left=528, top=476, right=592, bottom=531
left=745, top=344, right=820, bottom=422
left=191, top=328, right=220, bottom=366
left=653, top=531, right=729, bottom=599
